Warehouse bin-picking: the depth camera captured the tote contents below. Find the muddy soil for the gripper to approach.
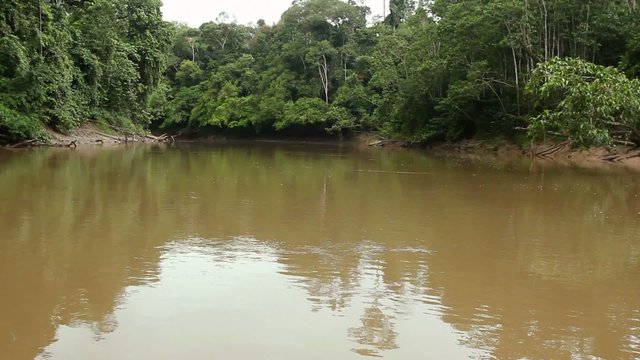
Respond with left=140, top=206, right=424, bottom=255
left=2, top=123, right=171, bottom=148
left=427, top=140, right=640, bottom=172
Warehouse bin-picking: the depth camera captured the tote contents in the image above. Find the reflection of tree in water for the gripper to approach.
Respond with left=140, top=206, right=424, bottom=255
left=348, top=303, right=398, bottom=357
left=275, top=160, right=640, bottom=360
left=346, top=246, right=431, bottom=356
left=278, top=245, right=362, bottom=312
left=419, top=166, right=640, bottom=360
left=0, top=148, right=169, bottom=360
left=280, top=240, right=433, bottom=356
left=90, top=313, right=119, bottom=341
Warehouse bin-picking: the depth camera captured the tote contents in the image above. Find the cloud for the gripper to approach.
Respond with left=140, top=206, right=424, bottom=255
left=162, top=0, right=385, bottom=27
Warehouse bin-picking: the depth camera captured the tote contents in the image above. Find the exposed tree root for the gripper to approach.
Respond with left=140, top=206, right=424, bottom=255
left=535, top=140, right=571, bottom=158
left=600, top=151, right=640, bottom=163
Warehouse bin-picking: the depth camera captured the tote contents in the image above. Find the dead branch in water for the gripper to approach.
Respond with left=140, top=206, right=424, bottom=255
left=145, top=133, right=169, bottom=142
left=368, top=139, right=414, bottom=147
left=9, top=139, right=37, bottom=148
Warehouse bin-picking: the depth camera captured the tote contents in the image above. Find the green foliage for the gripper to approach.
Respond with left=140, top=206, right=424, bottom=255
left=0, top=0, right=171, bottom=141
left=0, top=102, right=45, bottom=141
left=276, top=98, right=330, bottom=130
left=175, top=60, right=203, bottom=87
left=526, top=58, right=640, bottom=146
left=332, top=77, right=377, bottom=128
left=162, top=86, right=201, bottom=127
left=0, top=36, right=29, bottom=78
left=153, top=0, right=639, bottom=142
left=621, top=19, right=640, bottom=77
left=2, top=0, right=639, bottom=144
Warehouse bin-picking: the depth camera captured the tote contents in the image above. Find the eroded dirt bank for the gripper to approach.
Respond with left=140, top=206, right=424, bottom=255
left=426, top=140, right=640, bottom=172
left=358, top=133, right=640, bottom=172
left=5, top=129, right=640, bottom=172
left=2, top=123, right=172, bottom=148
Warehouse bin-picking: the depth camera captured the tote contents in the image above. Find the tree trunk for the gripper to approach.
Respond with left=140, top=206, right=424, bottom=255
left=38, top=0, right=43, bottom=57
left=318, top=51, right=330, bottom=104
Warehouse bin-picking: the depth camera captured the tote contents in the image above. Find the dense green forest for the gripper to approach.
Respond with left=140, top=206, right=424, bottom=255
left=1, top=0, right=640, bottom=146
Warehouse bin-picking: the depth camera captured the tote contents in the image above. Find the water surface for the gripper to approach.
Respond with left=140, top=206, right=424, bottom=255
left=1, top=142, right=639, bottom=359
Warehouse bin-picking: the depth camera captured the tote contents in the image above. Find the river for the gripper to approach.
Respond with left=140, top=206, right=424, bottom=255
left=1, top=142, right=639, bottom=359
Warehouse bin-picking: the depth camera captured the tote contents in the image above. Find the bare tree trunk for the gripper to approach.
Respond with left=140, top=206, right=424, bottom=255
left=344, top=59, right=347, bottom=83
left=383, top=0, right=387, bottom=19
left=323, top=53, right=329, bottom=104
left=512, top=46, right=520, bottom=114
left=319, top=53, right=329, bottom=104
left=342, top=52, right=348, bottom=83
left=299, top=54, right=307, bottom=71
left=38, top=0, right=43, bottom=57
left=215, top=37, right=227, bottom=50
left=584, top=3, right=590, bottom=59
left=540, top=0, right=548, bottom=61
left=626, top=0, right=636, bottom=12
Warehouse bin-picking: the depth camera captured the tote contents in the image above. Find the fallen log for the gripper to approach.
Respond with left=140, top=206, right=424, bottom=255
left=620, top=152, right=640, bottom=161
left=145, top=133, right=169, bottom=142
left=611, top=139, right=637, bottom=147
left=87, top=130, right=122, bottom=142
left=368, top=139, right=409, bottom=147
left=601, top=154, right=621, bottom=162
left=601, top=151, right=640, bottom=162
left=9, top=139, right=37, bottom=148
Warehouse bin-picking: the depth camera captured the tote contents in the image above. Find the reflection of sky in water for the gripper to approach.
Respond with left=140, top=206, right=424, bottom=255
left=38, top=237, right=477, bottom=360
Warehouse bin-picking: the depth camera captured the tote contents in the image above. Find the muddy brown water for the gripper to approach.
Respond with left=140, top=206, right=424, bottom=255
left=1, top=142, right=639, bottom=360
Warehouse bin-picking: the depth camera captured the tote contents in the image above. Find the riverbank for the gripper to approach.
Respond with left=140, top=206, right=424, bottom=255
left=1, top=123, right=172, bottom=148
left=425, top=139, right=640, bottom=172
left=4, top=128, right=640, bottom=172
left=355, top=132, right=640, bottom=171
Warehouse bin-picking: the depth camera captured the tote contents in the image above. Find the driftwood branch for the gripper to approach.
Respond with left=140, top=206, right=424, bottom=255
left=604, top=121, right=639, bottom=133
left=611, top=139, right=637, bottom=146
left=145, top=133, right=168, bottom=141
left=536, top=140, right=571, bottom=157
left=87, top=130, right=122, bottom=141
left=145, top=133, right=170, bottom=143
left=9, top=139, right=37, bottom=148
left=368, top=139, right=413, bottom=147
left=601, top=150, right=640, bottom=162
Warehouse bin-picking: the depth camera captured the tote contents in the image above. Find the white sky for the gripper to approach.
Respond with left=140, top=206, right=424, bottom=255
left=161, top=0, right=386, bottom=27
